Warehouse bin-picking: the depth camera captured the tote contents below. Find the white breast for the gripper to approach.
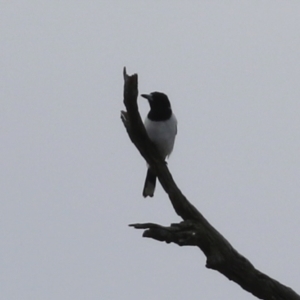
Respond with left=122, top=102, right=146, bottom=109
left=144, top=114, right=177, bottom=159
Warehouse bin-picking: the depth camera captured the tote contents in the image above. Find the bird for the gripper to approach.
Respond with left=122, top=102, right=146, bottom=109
left=141, top=92, right=177, bottom=197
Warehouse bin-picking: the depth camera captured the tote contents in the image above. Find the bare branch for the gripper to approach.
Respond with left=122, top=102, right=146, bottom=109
left=121, top=68, right=300, bottom=300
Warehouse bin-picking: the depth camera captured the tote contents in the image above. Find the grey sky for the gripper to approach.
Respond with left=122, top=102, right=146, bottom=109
left=1, top=1, right=300, bottom=299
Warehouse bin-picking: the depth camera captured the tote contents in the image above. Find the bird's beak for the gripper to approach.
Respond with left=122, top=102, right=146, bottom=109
left=141, top=94, right=152, bottom=101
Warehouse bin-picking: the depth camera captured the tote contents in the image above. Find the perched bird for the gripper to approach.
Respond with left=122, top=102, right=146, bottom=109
left=141, top=92, right=177, bottom=197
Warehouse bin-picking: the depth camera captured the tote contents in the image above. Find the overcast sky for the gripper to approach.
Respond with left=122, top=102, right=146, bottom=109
left=1, top=1, right=300, bottom=299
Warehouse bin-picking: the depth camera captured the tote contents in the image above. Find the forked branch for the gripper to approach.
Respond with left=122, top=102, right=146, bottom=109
left=121, top=68, right=299, bottom=300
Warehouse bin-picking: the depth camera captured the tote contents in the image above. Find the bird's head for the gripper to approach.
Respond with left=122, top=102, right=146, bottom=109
left=141, top=92, right=171, bottom=111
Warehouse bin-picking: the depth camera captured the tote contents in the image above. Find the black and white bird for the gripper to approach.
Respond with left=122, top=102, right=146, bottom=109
left=141, top=92, right=177, bottom=197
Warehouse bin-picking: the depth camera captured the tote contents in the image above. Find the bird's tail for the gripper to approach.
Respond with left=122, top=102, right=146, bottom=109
left=143, top=168, right=156, bottom=197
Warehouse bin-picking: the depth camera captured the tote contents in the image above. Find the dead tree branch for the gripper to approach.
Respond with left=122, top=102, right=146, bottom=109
left=121, top=68, right=300, bottom=300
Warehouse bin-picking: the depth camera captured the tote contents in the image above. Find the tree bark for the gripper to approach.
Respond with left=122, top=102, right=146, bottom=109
left=121, top=68, right=300, bottom=300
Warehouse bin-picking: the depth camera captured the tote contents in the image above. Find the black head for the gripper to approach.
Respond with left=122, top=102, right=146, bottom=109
left=141, top=92, right=172, bottom=121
